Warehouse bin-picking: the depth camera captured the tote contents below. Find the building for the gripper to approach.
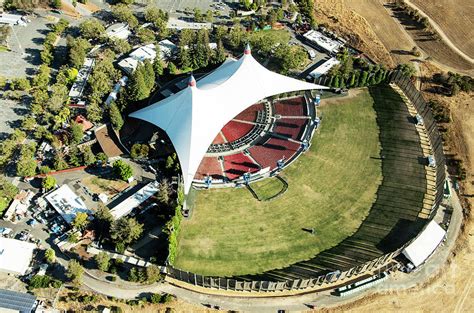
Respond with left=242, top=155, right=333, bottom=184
left=118, top=44, right=157, bottom=75
left=95, top=124, right=127, bottom=158
left=0, top=238, right=36, bottom=275
left=0, top=13, right=28, bottom=26
left=105, top=23, right=131, bottom=40
left=303, top=30, right=343, bottom=54
left=0, top=289, right=37, bottom=313
left=68, top=58, right=95, bottom=100
left=44, top=185, right=93, bottom=225
left=167, top=17, right=212, bottom=30
left=157, top=39, right=177, bottom=60
left=105, top=76, right=128, bottom=106
left=306, top=57, right=341, bottom=80
left=3, top=190, right=34, bottom=221
left=130, top=44, right=327, bottom=194
left=109, top=181, right=160, bottom=220
left=74, top=115, right=93, bottom=131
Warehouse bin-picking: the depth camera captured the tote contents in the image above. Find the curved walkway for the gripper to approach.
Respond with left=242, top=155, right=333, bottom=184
left=404, top=0, right=474, bottom=64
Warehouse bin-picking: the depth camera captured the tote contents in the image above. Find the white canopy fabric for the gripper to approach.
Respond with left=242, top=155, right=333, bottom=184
left=130, top=45, right=327, bottom=194
left=402, top=221, right=446, bottom=267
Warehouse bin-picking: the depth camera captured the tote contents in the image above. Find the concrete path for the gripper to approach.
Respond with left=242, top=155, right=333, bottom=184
left=404, top=0, right=474, bottom=64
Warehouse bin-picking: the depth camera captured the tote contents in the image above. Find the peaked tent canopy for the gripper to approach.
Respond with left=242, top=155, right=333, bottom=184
left=130, top=44, right=327, bottom=194
left=402, top=220, right=446, bottom=267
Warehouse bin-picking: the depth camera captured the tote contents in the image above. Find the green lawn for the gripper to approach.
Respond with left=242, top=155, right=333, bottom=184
left=175, top=89, right=382, bottom=276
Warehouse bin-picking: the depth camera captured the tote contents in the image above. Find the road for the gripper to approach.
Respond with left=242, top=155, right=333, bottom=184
left=404, top=0, right=474, bottom=64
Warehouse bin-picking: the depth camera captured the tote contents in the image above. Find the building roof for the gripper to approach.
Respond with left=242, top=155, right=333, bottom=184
left=402, top=221, right=446, bottom=267
left=157, top=39, right=177, bottom=60
left=0, top=238, right=35, bottom=275
left=303, top=30, right=343, bottom=54
left=74, top=115, right=93, bottom=131
left=0, top=289, right=36, bottom=313
left=105, top=23, right=131, bottom=40
left=110, top=181, right=160, bottom=220
left=307, top=57, right=341, bottom=79
left=44, top=185, right=92, bottom=225
left=94, top=124, right=127, bottom=157
left=118, top=44, right=157, bottom=74
left=130, top=45, right=327, bottom=194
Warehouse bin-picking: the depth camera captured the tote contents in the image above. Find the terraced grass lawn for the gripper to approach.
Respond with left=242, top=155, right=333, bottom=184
left=175, top=89, right=382, bottom=276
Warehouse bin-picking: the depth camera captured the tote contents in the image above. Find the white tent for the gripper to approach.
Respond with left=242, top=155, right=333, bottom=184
left=402, top=221, right=446, bottom=267
left=130, top=45, right=327, bottom=194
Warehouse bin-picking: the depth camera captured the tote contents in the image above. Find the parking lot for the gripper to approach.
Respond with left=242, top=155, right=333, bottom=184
left=0, top=97, right=29, bottom=139
left=0, top=14, right=53, bottom=78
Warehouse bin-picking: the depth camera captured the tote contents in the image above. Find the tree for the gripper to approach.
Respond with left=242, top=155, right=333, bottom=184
left=94, top=252, right=110, bottom=271
left=397, top=63, right=416, bottom=78
left=111, top=4, right=138, bottom=29
left=96, top=152, right=108, bottom=165
left=32, top=64, right=51, bottom=88
left=137, top=28, right=156, bottom=44
left=153, top=59, right=164, bottom=76
left=54, top=153, right=69, bottom=171
left=127, top=64, right=151, bottom=101
left=110, top=217, right=143, bottom=246
left=67, top=260, right=84, bottom=285
left=168, top=62, right=178, bottom=75
left=109, top=103, right=124, bottom=131
left=274, top=45, right=308, bottom=74
left=17, top=156, right=37, bottom=177
left=93, top=204, right=113, bottom=239
left=157, top=178, right=171, bottom=206
left=143, top=60, right=155, bottom=91
left=45, top=248, right=56, bottom=263
left=72, top=212, right=89, bottom=230
left=79, top=19, right=105, bottom=40
left=113, top=159, right=133, bottom=181
left=359, top=71, right=369, bottom=86
left=130, top=144, right=149, bottom=159
left=70, top=121, right=84, bottom=144
left=86, top=101, right=103, bottom=123
left=109, top=38, right=131, bottom=55
left=82, top=145, right=96, bottom=165
left=67, top=37, right=91, bottom=69
left=145, top=264, right=162, bottom=283
left=213, top=39, right=226, bottom=64
left=42, top=176, right=56, bottom=191
left=51, top=0, right=61, bottom=9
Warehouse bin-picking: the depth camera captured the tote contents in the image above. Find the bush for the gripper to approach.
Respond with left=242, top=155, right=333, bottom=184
left=113, top=160, right=133, bottom=181
left=150, top=293, right=162, bottom=304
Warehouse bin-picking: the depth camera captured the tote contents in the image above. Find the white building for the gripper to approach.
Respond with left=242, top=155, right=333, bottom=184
left=167, top=17, right=212, bottom=30
left=303, top=30, right=343, bottom=54
left=158, top=39, right=177, bottom=60
left=130, top=44, right=327, bottom=194
left=118, top=44, right=157, bottom=75
left=69, top=58, right=95, bottom=99
left=105, top=23, right=131, bottom=40
left=0, top=13, right=28, bottom=26
left=0, top=237, right=35, bottom=275
left=45, top=185, right=93, bottom=224
left=306, top=57, right=341, bottom=80
left=109, top=181, right=160, bottom=220
left=105, top=76, right=128, bottom=105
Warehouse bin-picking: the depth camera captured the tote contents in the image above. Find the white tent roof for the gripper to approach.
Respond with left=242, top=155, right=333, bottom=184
left=130, top=45, right=327, bottom=194
left=402, top=221, right=446, bottom=267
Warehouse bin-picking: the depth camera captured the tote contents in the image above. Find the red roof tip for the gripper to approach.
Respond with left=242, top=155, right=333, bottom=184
left=244, top=43, right=251, bottom=55
left=188, top=75, right=196, bottom=87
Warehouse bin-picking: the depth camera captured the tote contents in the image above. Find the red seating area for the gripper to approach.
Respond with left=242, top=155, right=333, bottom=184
left=248, top=138, right=300, bottom=170
left=223, top=153, right=260, bottom=180
left=212, top=132, right=226, bottom=144
left=273, top=118, right=307, bottom=141
left=195, top=157, right=225, bottom=180
left=234, top=103, right=264, bottom=122
left=274, top=97, right=305, bottom=116
left=221, top=121, right=254, bottom=142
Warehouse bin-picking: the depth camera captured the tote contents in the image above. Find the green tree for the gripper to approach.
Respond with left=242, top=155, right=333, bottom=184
left=32, top=64, right=51, bottom=88
left=70, top=121, right=84, bottom=144
left=145, top=264, right=162, bottom=283
left=54, top=153, right=69, bottom=171
left=109, top=38, right=131, bottom=55
left=17, top=157, right=37, bottom=177
left=94, top=252, right=110, bottom=271
left=45, top=248, right=56, bottom=263
left=113, top=159, right=133, bottom=181
left=397, top=63, right=417, bottom=78
left=111, top=4, right=138, bottom=29
left=213, top=39, right=226, bottom=64
left=42, top=176, right=56, bottom=191
left=82, top=145, right=96, bottom=166
left=96, top=152, right=108, bottom=165
left=137, top=28, right=156, bottom=44
left=67, top=37, right=91, bottom=68
left=67, top=260, right=84, bottom=285
left=86, top=101, right=103, bottom=123
left=127, top=64, right=150, bottom=101
left=110, top=217, right=143, bottom=246
left=72, top=212, right=89, bottom=230
left=157, top=178, right=171, bottom=206
left=153, top=59, right=164, bottom=76
left=79, top=18, right=105, bottom=40
left=93, top=204, right=113, bottom=239
left=168, top=62, right=178, bottom=75
left=359, top=71, right=369, bottom=86
left=109, top=103, right=124, bottom=131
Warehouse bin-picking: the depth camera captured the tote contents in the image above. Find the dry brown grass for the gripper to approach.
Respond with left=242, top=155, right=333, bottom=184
left=411, top=0, right=474, bottom=59
left=314, top=0, right=396, bottom=67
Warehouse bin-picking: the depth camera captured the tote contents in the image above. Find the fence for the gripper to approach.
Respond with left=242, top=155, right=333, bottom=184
left=165, top=72, right=446, bottom=293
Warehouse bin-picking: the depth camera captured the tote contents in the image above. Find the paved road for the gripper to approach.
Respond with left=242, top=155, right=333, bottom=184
left=404, top=0, right=474, bottom=64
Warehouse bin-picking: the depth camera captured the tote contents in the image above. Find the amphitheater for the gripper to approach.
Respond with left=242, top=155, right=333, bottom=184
left=130, top=46, right=446, bottom=294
